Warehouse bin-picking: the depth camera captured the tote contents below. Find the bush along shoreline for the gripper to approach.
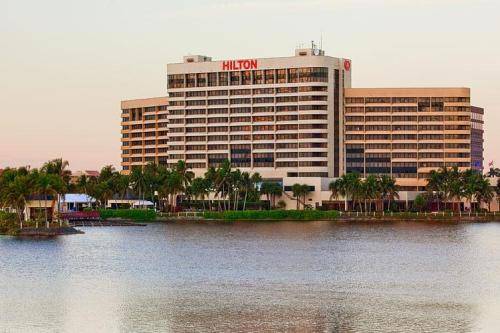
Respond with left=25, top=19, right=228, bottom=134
left=98, top=209, right=156, bottom=221
left=202, top=210, right=340, bottom=221
left=0, top=212, right=20, bottom=236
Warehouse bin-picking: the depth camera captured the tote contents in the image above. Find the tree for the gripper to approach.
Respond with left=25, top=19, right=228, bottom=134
left=496, top=179, right=500, bottom=211
left=36, top=173, right=62, bottom=227
left=329, top=172, right=362, bottom=211
left=114, top=173, right=130, bottom=202
left=378, top=175, right=399, bottom=211
left=362, top=175, right=379, bottom=213
left=486, top=167, right=500, bottom=178
left=0, top=168, right=32, bottom=228
left=214, top=159, right=232, bottom=211
left=291, top=183, right=303, bottom=210
left=41, top=158, right=71, bottom=222
left=130, top=166, right=146, bottom=207
left=174, top=160, right=194, bottom=191
left=292, top=184, right=310, bottom=210
left=189, top=177, right=210, bottom=210
left=247, top=172, right=263, bottom=210
left=260, top=182, right=282, bottom=209
left=475, top=177, right=494, bottom=212
left=413, top=194, right=428, bottom=212
left=427, top=168, right=445, bottom=211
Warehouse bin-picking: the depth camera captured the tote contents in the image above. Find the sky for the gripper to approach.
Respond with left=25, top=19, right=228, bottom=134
left=1, top=0, right=499, bottom=171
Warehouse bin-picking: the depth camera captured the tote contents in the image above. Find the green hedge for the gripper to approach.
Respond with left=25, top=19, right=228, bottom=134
left=0, top=211, right=19, bottom=235
left=98, top=209, right=156, bottom=221
left=203, top=210, right=339, bottom=221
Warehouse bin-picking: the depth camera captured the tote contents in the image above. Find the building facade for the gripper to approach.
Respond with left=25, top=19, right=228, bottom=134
left=470, top=106, right=484, bottom=172
left=163, top=48, right=351, bottom=208
left=120, top=97, right=169, bottom=173
left=344, top=88, right=475, bottom=191
left=120, top=49, right=485, bottom=209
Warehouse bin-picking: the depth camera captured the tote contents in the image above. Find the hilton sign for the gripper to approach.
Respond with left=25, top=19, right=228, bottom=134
left=222, top=59, right=258, bottom=71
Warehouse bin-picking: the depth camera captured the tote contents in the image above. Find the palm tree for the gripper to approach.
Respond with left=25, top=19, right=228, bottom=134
left=99, top=165, right=115, bottom=183
left=291, top=184, right=310, bottom=210
left=426, top=168, right=448, bottom=211
left=29, top=168, right=43, bottom=227
left=130, top=166, right=147, bottom=207
left=475, top=177, right=494, bottom=212
left=462, top=169, right=482, bottom=211
left=0, top=168, right=32, bottom=228
left=260, top=182, right=274, bottom=208
left=229, top=169, right=243, bottom=210
left=329, top=177, right=345, bottom=210
left=41, top=159, right=71, bottom=222
left=496, top=179, right=500, bottom=211
left=166, top=171, right=183, bottom=212
left=329, top=173, right=362, bottom=211
left=448, top=167, right=464, bottom=211
left=114, top=173, right=130, bottom=202
left=242, top=172, right=262, bottom=210
left=173, top=160, right=195, bottom=208
left=204, top=167, right=217, bottom=211
left=300, top=184, right=311, bottom=209
left=378, top=175, right=399, bottom=211
left=362, top=175, right=379, bottom=213
left=291, top=183, right=303, bottom=210
left=260, top=181, right=282, bottom=209
left=189, top=177, right=210, bottom=210
left=36, top=173, right=62, bottom=227
left=174, top=160, right=194, bottom=189
left=214, top=159, right=232, bottom=211
left=486, top=167, right=500, bottom=178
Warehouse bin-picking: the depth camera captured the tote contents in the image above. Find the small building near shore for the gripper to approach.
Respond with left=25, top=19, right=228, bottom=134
left=24, top=196, right=55, bottom=221
left=107, top=199, right=154, bottom=209
left=60, top=194, right=96, bottom=212
left=106, top=192, right=154, bottom=209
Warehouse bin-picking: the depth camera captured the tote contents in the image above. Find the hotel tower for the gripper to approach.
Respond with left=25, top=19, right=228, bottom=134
left=120, top=47, right=484, bottom=209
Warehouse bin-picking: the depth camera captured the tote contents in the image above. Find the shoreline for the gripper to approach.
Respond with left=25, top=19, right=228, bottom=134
left=17, top=226, right=84, bottom=238
left=155, top=215, right=499, bottom=224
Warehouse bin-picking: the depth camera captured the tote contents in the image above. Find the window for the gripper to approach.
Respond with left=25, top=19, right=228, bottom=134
left=230, top=89, right=252, bottom=96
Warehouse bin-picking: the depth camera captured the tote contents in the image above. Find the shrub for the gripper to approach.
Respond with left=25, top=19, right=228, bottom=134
left=98, top=209, right=156, bottom=221
left=202, top=210, right=339, bottom=221
left=0, top=211, right=20, bottom=235
left=413, top=194, right=428, bottom=212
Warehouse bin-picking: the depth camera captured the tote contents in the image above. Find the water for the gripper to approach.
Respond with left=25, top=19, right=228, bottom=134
left=1, top=221, right=500, bottom=333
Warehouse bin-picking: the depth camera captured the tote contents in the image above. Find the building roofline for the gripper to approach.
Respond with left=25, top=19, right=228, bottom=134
left=345, top=87, right=470, bottom=97
left=121, top=96, right=168, bottom=109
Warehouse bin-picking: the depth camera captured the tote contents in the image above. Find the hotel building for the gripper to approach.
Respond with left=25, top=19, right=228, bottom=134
left=166, top=48, right=351, bottom=186
left=344, top=88, right=477, bottom=191
left=471, top=106, right=484, bottom=172
left=121, top=47, right=485, bottom=209
left=120, top=97, right=169, bottom=173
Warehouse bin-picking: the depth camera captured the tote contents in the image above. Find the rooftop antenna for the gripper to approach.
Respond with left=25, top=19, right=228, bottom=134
left=320, top=32, right=323, bottom=50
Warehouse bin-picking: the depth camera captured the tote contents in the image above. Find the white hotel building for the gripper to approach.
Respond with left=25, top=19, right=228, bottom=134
left=121, top=47, right=484, bottom=209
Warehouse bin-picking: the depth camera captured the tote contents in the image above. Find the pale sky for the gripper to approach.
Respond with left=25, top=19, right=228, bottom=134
left=1, top=0, right=499, bottom=171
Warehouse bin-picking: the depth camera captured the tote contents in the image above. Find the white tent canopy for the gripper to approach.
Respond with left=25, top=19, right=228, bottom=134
left=59, top=194, right=96, bottom=204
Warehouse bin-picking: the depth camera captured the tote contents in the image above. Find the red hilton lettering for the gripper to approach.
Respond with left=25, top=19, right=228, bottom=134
left=222, top=59, right=258, bottom=71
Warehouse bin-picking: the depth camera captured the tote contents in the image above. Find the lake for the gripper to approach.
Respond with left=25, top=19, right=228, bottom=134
left=1, top=221, right=500, bottom=332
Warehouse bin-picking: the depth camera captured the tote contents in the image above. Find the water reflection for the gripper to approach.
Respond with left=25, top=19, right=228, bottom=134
left=1, top=221, right=499, bottom=332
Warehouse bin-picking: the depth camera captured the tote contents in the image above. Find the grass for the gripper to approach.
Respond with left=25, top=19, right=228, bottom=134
left=98, top=209, right=156, bottom=221
left=202, top=210, right=340, bottom=221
